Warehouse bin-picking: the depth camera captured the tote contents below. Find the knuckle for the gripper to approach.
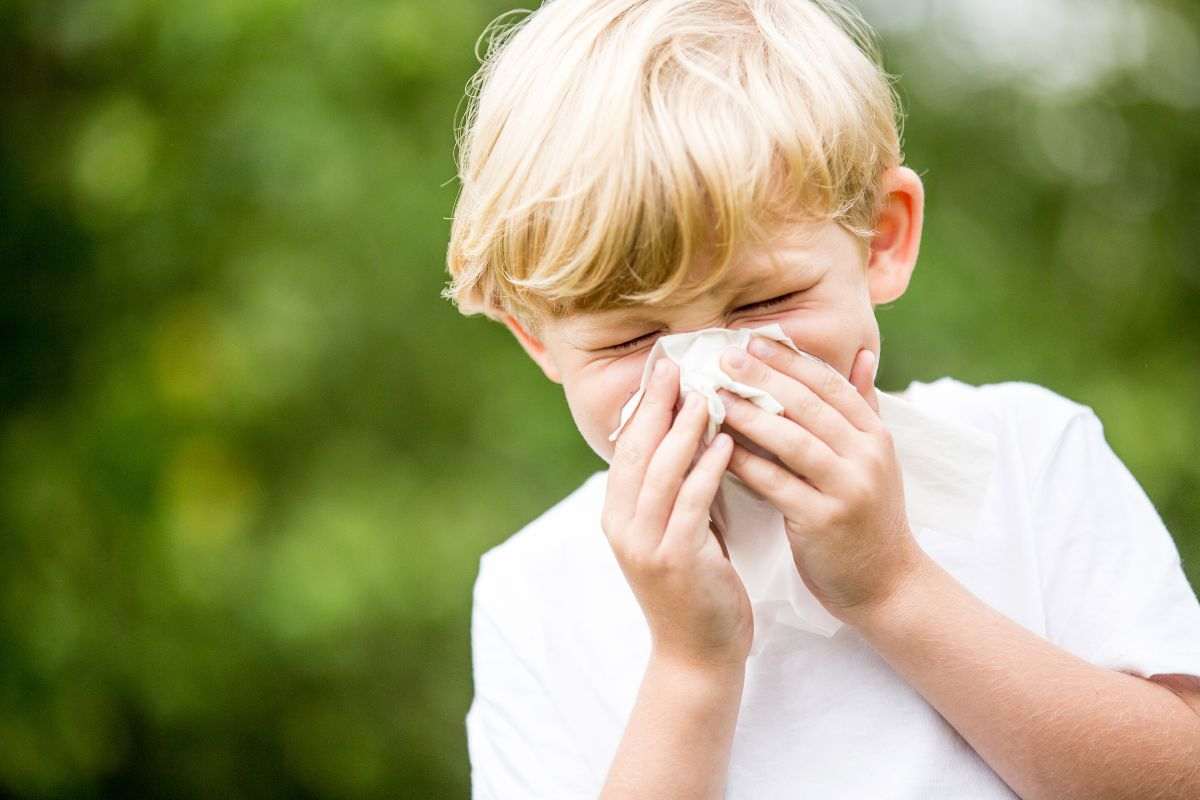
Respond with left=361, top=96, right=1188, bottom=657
left=817, top=363, right=842, bottom=397
left=613, top=440, right=646, bottom=471
left=865, top=446, right=888, bottom=475
left=655, top=548, right=686, bottom=574
left=844, top=475, right=872, bottom=506
left=600, top=506, right=629, bottom=540
left=786, top=428, right=812, bottom=463
left=619, top=540, right=647, bottom=567
left=642, top=392, right=670, bottom=417
left=875, top=426, right=896, bottom=451
left=744, top=357, right=767, bottom=383
left=666, top=407, right=695, bottom=437
left=671, top=477, right=696, bottom=506
left=798, top=389, right=824, bottom=423
left=865, top=430, right=894, bottom=468
left=676, top=483, right=707, bottom=517
left=762, top=462, right=792, bottom=496
left=608, top=536, right=631, bottom=564
left=778, top=348, right=799, bottom=374
left=629, top=549, right=668, bottom=576
left=827, top=495, right=857, bottom=524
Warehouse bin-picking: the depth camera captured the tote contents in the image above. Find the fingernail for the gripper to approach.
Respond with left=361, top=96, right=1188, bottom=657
left=723, top=347, right=747, bottom=370
left=682, top=392, right=701, bottom=411
left=748, top=338, right=771, bottom=358
left=653, top=360, right=669, bottom=380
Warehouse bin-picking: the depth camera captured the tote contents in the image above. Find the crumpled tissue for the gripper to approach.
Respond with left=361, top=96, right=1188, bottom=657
left=608, top=323, right=998, bottom=655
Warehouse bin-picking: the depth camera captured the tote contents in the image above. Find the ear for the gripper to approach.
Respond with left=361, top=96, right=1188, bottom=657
left=502, top=313, right=563, bottom=384
left=866, top=166, right=924, bottom=305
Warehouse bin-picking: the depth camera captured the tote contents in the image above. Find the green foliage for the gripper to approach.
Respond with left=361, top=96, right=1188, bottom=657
left=0, top=1, right=1196, bottom=796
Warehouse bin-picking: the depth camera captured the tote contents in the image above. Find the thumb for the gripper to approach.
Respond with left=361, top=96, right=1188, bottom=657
left=849, top=348, right=880, bottom=415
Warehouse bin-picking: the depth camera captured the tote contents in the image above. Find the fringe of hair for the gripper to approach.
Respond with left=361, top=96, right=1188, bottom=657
left=443, top=0, right=905, bottom=331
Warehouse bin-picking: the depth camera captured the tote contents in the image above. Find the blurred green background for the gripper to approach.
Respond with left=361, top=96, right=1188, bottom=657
left=1, top=0, right=1197, bottom=796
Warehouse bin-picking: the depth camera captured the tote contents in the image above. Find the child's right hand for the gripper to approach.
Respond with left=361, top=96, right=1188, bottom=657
left=602, top=359, right=753, bottom=671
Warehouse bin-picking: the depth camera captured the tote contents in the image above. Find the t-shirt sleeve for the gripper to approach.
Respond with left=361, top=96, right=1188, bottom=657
left=1032, top=408, right=1200, bottom=686
left=465, top=548, right=596, bottom=799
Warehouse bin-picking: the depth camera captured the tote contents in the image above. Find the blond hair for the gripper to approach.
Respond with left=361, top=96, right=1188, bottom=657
left=443, top=0, right=904, bottom=332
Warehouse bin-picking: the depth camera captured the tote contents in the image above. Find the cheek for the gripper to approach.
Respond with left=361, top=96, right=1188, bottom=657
left=774, top=310, right=850, bottom=352
left=563, top=360, right=648, bottom=455
left=771, top=308, right=871, bottom=378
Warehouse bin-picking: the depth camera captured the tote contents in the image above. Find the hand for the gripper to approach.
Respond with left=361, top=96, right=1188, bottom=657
left=603, top=359, right=753, bottom=670
left=716, top=341, right=925, bottom=623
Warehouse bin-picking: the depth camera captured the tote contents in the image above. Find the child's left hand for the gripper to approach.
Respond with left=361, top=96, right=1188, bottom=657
left=716, top=339, right=925, bottom=623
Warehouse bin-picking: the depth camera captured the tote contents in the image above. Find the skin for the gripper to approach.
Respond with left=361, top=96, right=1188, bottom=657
left=502, top=173, right=913, bottom=466
left=501, top=166, right=1200, bottom=798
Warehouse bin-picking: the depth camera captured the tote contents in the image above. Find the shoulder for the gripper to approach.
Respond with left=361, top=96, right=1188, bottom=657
left=900, top=375, right=1093, bottom=426
left=469, top=468, right=619, bottom=674
left=898, top=376, right=1099, bottom=475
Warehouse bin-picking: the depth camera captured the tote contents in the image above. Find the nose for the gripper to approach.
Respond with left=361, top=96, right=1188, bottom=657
left=653, top=303, right=757, bottom=399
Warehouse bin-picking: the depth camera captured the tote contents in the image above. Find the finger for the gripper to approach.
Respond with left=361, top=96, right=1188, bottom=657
left=743, top=337, right=883, bottom=434
left=849, top=348, right=881, bottom=415
left=605, top=360, right=679, bottom=529
left=717, top=389, right=843, bottom=491
left=634, top=390, right=711, bottom=536
left=660, top=432, right=734, bottom=554
left=726, top=441, right=827, bottom=521
left=720, top=346, right=859, bottom=457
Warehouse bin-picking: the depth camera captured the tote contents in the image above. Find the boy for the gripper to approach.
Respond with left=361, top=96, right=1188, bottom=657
left=443, top=1, right=1200, bottom=797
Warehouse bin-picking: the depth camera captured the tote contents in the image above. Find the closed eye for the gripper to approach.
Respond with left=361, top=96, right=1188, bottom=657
left=607, top=331, right=659, bottom=352
left=604, top=291, right=804, bottom=352
left=736, top=291, right=802, bottom=313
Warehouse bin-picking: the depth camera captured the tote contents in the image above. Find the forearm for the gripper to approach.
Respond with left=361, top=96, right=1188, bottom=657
left=847, top=552, right=1200, bottom=800
left=600, top=653, right=745, bottom=800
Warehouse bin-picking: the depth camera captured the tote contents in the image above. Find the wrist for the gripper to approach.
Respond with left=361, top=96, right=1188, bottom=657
left=648, top=648, right=747, bottom=697
left=842, top=548, right=941, bottom=635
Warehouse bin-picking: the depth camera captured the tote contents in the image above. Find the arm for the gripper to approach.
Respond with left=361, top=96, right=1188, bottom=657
left=714, top=341, right=1200, bottom=800
left=844, top=553, right=1200, bottom=800
left=601, top=655, right=745, bottom=800
left=599, top=360, right=752, bottom=799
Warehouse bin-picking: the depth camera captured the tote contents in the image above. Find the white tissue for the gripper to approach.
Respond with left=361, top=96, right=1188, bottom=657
left=607, top=323, right=999, bottom=654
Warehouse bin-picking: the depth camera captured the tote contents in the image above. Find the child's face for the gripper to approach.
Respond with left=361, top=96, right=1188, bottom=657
left=505, top=168, right=922, bottom=464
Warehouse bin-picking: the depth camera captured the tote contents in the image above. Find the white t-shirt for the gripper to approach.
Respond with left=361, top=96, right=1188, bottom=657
left=465, top=377, right=1200, bottom=799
